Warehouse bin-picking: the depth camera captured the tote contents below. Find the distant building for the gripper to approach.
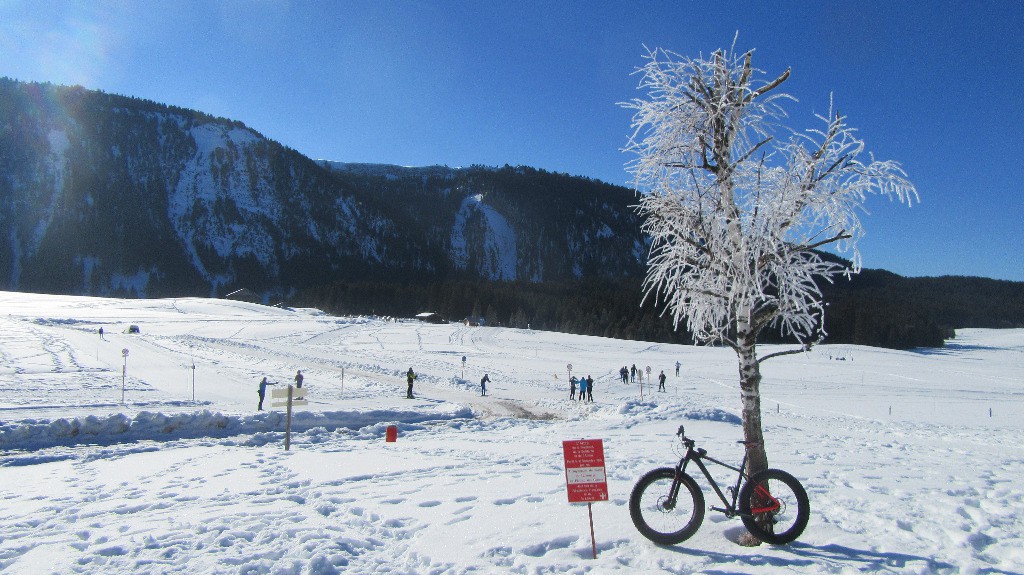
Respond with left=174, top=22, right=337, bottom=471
left=415, top=312, right=445, bottom=324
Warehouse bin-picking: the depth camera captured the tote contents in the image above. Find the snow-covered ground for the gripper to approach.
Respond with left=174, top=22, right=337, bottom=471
left=1, top=290, right=1022, bottom=574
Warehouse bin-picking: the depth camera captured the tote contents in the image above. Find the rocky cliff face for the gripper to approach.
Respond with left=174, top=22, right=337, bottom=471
left=0, top=79, right=645, bottom=300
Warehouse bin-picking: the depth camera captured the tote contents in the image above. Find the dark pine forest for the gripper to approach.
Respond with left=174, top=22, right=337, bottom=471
left=297, top=271, right=1024, bottom=350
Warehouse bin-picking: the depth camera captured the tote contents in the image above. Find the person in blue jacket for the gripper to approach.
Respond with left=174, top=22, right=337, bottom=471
left=578, top=375, right=588, bottom=402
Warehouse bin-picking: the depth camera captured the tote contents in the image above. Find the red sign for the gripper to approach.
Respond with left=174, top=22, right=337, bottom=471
left=563, top=439, right=608, bottom=503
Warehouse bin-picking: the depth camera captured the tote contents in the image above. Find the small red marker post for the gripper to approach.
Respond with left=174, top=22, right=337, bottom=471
left=563, top=438, right=608, bottom=559
left=385, top=425, right=398, bottom=442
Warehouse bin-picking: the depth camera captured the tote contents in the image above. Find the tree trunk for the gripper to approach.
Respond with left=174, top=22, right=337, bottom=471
left=736, top=335, right=768, bottom=476
left=737, top=333, right=771, bottom=546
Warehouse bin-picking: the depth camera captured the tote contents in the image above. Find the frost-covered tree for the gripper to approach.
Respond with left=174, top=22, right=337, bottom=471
left=623, top=46, right=917, bottom=483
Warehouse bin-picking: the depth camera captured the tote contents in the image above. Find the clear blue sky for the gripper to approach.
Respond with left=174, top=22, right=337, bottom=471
left=2, top=1, right=1022, bottom=281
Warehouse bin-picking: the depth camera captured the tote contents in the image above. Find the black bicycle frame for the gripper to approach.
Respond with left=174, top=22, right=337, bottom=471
left=675, top=445, right=751, bottom=518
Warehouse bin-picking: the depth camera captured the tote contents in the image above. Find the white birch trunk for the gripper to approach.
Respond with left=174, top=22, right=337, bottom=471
left=736, top=330, right=768, bottom=475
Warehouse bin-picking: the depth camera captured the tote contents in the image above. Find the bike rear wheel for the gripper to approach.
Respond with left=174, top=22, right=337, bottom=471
left=629, top=467, right=705, bottom=544
left=739, top=468, right=809, bottom=544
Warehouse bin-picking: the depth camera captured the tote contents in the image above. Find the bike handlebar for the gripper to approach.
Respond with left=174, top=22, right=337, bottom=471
left=677, top=425, right=696, bottom=449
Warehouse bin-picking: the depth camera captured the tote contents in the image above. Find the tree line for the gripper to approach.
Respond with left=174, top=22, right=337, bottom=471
left=296, top=272, right=1024, bottom=350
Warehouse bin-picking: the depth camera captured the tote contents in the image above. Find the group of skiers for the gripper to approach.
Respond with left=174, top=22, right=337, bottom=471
left=616, top=361, right=682, bottom=386
left=568, top=374, right=595, bottom=402
left=257, top=359, right=683, bottom=410
left=406, top=367, right=489, bottom=399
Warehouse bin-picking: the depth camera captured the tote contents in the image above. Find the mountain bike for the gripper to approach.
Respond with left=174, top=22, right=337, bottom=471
left=629, top=425, right=809, bottom=545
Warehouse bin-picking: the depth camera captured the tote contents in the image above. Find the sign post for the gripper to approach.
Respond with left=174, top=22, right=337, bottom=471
left=271, top=384, right=308, bottom=451
left=189, top=345, right=196, bottom=403
left=121, top=348, right=129, bottom=404
left=562, top=438, right=608, bottom=559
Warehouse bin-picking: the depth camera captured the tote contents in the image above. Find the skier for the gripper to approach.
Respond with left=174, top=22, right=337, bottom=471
left=569, top=375, right=577, bottom=400
left=675, top=360, right=681, bottom=377
left=658, top=370, right=667, bottom=392
left=586, top=375, right=594, bottom=402
left=406, top=367, right=416, bottom=399
left=578, top=375, right=588, bottom=402
left=480, top=373, right=490, bottom=396
left=630, top=364, right=637, bottom=383
left=98, top=327, right=106, bottom=341
left=257, top=377, right=269, bottom=410
left=294, top=370, right=304, bottom=388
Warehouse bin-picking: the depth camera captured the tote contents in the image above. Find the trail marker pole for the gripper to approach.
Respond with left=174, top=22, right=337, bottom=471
left=121, top=348, right=129, bottom=404
left=190, top=345, right=196, bottom=403
left=285, top=385, right=293, bottom=451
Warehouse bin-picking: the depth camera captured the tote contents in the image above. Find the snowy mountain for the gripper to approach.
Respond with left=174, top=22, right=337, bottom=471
left=0, top=79, right=645, bottom=300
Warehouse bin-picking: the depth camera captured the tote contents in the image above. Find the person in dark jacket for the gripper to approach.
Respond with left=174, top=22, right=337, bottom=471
left=586, top=375, right=594, bottom=402
left=406, top=368, right=416, bottom=399
left=569, top=376, right=577, bottom=400
left=480, top=373, right=490, bottom=396
left=658, top=370, right=667, bottom=392
left=294, top=370, right=304, bottom=388
left=257, top=377, right=269, bottom=410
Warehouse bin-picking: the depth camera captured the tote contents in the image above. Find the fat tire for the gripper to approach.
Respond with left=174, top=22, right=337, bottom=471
left=629, top=467, right=705, bottom=544
left=739, top=468, right=809, bottom=545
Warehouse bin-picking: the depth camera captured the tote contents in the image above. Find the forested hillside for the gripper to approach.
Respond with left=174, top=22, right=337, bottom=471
left=0, top=79, right=644, bottom=298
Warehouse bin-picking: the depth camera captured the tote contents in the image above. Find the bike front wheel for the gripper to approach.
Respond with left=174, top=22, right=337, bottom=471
left=629, top=467, right=705, bottom=544
left=739, top=468, right=809, bottom=545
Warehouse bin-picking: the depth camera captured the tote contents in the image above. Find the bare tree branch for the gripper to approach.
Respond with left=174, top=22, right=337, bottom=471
left=744, top=68, right=791, bottom=103
left=758, top=345, right=810, bottom=363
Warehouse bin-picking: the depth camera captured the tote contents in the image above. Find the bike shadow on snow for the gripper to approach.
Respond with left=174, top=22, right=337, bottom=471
left=661, top=527, right=961, bottom=573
